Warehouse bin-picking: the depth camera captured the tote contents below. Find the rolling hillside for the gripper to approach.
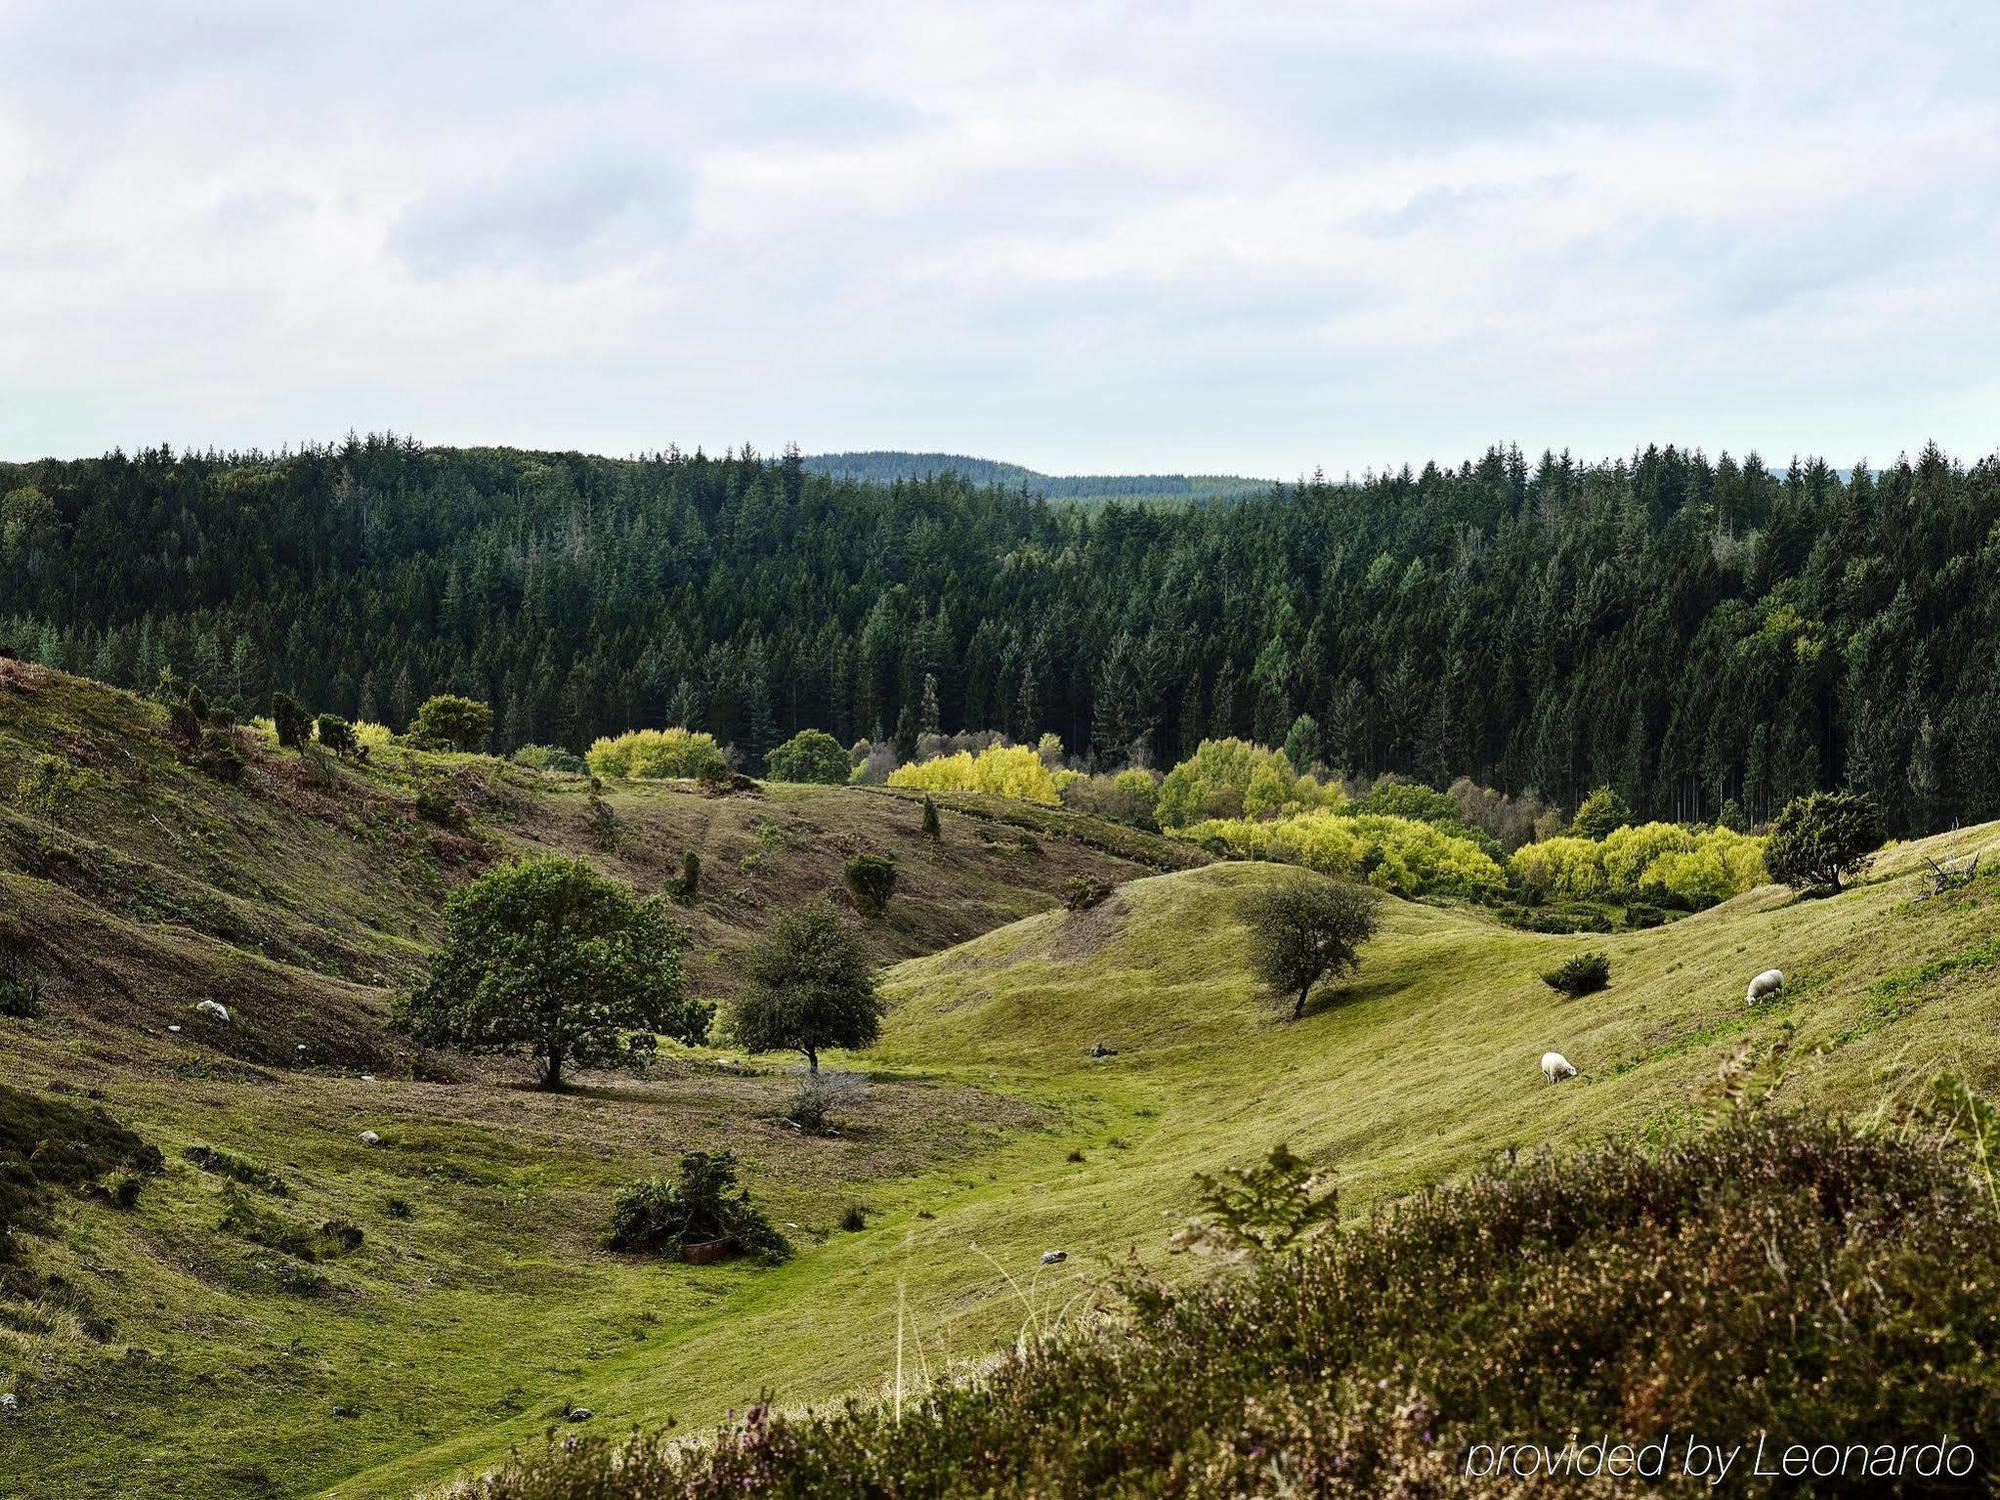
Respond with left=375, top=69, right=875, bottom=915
left=4, top=663, right=2000, bottom=1497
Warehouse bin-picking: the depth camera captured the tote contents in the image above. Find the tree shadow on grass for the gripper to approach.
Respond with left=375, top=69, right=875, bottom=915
left=1296, top=974, right=1406, bottom=1020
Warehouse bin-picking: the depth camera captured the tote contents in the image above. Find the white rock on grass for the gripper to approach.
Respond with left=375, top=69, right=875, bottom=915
left=194, top=999, right=230, bottom=1024
left=359, top=1130, right=382, bottom=1147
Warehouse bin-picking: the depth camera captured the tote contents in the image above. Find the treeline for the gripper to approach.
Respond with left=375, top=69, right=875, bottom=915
left=3, top=434, right=1998, bottom=835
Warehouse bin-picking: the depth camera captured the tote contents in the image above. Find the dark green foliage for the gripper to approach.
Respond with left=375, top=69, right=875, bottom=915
left=606, top=1151, right=790, bottom=1264
left=0, top=971, right=42, bottom=1019
left=1242, top=876, right=1382, bottom=1020
left=315, top=713, right=356, bottom=759
left=217, top=1186, right=363, bottom=1261
left=16, top=440, right=2000, bottom=838
left=0, top=1084, right=162, bottom=1260
left=1060, top=875, right=1113, bottom=911
left=839, top=1203, right=867, bottom=1232
left=1171, top=1142, right=1339, bottom=1257
left=1572, top=784, right=1634, bottom=839
left=842, top=851, right=897, bottom=918
left=1540, top=951, right=1613, bottom=997
left=1281, top=714, right=1322, bottom=775
left=1354, top=778, right=1462, bottom=827
left=1498, top=902, right=1615, bottom=935
left=271, top=692, right=310, bottom=750
left=184, top=1145, right=289, bottom=1197
left=920, top=795, right=941, bottom=842
left=413, top=777, right=469, bottom=830
left=409, top=694, right=493, bottom=752
left=671, top=849, right=701, bottom=906
left=765, top=729, right=851, bottom=785
left=512, top=744, right=589, bottom=775
left=395, top=856, right=711, bottom=1089
left=13, top=753, right=86, bottom=827
left=1764, top=790, right=1887, bottom=892
left=467, top=1111, right=2000, bottom=1499
left=725, top=898, right=883, bottom=1073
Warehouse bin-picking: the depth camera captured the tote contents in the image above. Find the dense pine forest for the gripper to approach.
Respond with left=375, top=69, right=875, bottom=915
left=4, top=434, right=1997, bottom=834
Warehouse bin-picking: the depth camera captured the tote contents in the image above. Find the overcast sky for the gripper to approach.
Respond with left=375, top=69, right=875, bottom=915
left=2, top=1, right=1996, bottom=476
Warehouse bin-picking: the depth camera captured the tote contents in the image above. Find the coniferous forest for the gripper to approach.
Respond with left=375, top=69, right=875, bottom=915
left=5, top=434, right=1998, bottom=836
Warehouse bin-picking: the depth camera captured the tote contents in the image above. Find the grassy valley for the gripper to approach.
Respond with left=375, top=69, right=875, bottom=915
left=4, top=663, right=2000, bottom=1495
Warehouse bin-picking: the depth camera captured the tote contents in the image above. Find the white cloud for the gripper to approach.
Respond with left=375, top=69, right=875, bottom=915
left=1, top=0, right=1997, bottom=473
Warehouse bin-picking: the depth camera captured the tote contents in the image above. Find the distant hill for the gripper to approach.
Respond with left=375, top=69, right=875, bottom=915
left=801, top=450, right=1272, bottom=505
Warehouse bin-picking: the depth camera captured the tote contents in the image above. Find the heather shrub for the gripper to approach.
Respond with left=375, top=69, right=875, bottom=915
left=469, top=1110, right=2000, bottom=1499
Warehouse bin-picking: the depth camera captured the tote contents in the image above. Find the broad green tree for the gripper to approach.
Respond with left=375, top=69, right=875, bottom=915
left=410, top=695, right=494, bottom=752
left=1763, top=791, right=1884, bottom=892
left=724, top=898, right=883, bottom=1072
left=766, top=728, right=851, bottom=784
left=1242, top=875, right=1380, bottom=1021
left=397, top=856, right=709, bottom=1088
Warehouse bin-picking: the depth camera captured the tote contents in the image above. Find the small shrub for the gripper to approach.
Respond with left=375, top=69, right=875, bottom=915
left=785, top=1070, right=868, bottom=1135
left=512, top=744, right=588, bottom=775
left=271, top=692, right=311, bottom=751
left=414, top=779, right=469, bottom=830
left=843, top=852, right=898, bottom=918
left=606, top=1151, right=790, bottom=1264
left=315, top=714, right=357, bottom=759
left=920, top=795, right=942, bottom=841
left=0, top=972, right=43, bottom=1020
left=184, top=1145, right=289, bottom=1197
left=1541, top=950, right=1612, bottom=997
left=671, top=850, right=702, bottom=906
left=384, top=1196, right=414, bottom=1220
left=839, top=1203, right=868, bottom=1232
left=1060, top=875, right=1114, bottom=911
left=1168, top=1142, right=1338, bottom=1258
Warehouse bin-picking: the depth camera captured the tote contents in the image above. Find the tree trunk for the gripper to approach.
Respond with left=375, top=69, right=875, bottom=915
left=541, top=1049, right=565, bottom=1090
left=1293, top=984, right=1310, bottom=1021
left=804, top=1046, right=819, bottom=1074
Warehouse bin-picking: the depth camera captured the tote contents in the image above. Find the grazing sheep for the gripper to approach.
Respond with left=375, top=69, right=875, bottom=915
left=1745, top=969, right=1785, bottom=1006
left=1540, top=1051, right=1577, bottom=1083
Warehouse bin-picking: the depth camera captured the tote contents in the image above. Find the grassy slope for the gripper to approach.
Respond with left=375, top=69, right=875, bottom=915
left=372, top=831, right=2000, bottom=1496
left=9, top=662, right=2000, bottom=1497
left=0, top=666, right=1192, bottom=1499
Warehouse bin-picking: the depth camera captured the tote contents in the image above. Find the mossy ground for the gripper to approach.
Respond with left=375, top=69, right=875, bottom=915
left=3, top=665, right=2000, bottom=1497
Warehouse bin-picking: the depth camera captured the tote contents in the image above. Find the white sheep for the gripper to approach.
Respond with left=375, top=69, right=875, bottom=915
left=1540, top=1051, right=1577, bottom=1083
left=1745, top=969, right=1785, bottom=1006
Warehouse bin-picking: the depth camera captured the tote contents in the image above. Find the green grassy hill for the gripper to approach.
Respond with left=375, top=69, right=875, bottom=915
left=0, top=665, right=1193, bottom=1498
left=5, top=662, right=2000, bottom=1497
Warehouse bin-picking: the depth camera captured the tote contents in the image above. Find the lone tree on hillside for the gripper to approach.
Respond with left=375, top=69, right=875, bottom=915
left=409, top=694, right=494, bottom=752
left=395, top=855, right=710, bottom=1089
left=1243, top=875, right=1382, bottom=1021
left=1763, top=790, right=1885, bottom=893
left=724, top=898, right=884, bottom=1073
left=921, top=795, right=942, bottom=842
left=766, top=728, right=852, bottom=785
